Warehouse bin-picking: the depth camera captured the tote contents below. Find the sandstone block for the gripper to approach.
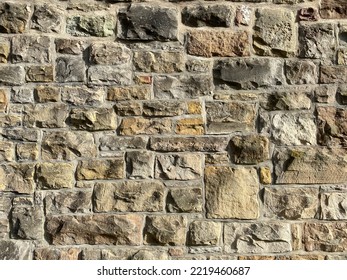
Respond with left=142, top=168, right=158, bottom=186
left=107, top=86, right=151, bottom=101
left=11, top=87, right=34, bottom=103
left=298, top=7, right=319, bottom=21
left=115, top=101, right=142, bottom=116
left=285, top=60, right=318, bottom=84
left=34, top=248, right=80, bottom=260
left=1, top=128, right=39, bottom=142
left=55, top=39, right=87, bottom=55
left=337, top=48, right=347, bottom=65
left=31, top=4, right=63, bottom=33
left=23, top=104, right=69, bottom=128
left=34, top=86, right=60, bottom=103
left=0, top=3, right=30, bottom=33
left=25, top=65, right=54, bottom=83
left=144, top=215, right=187, bottom=245
left=93, top=181, right=164, bottom=212
left=12, top=35, right=50, bottom=63
left=99, top=135, right=148, bottom=153
left=11, top=206, right=43, bottom=240
left=56, top=57, right=85, bottom=82
left=61, top=86, right=104, bottom=106
left=155, top=154, right=203, bottom=180
left=0, top=141, right=14, bottom=162
left=167, top=188, right=203, bottom=213
left=260, top=166, right=272, bottom=184
left=261, top=90, right=312, bottom=110
left=320, top=66, right=347, bottom=84
left=320, top=0, right=347, bottom=19
left=205, top=166, right=259, bottom=219
left=46, top=214, right=143, bottom=245
left=0, top=39, right=10, bottom=63
left=119, top=117, right=172, bottom=136
left=16, top=143, right=39, bottom=161
left=90, top=42, right=131, bottom=65
left=68, top=108, right=116, bottom=131
left=0, top=66, right=25, bottom=85
left=0, top=163, right=35, bottom=194
left=143, top=101, right=185, bottom=117
left=0, top=216, right=8, bottom=238
left=76, top=158, right=124, bottom=180
left=189, top=221, right=221, bottom=245
left=231, top=135, right=269, bottom=164
left=88, top=66, right=132, bottom=86
left=321, top=193, right=347, bottom=220
left=175, top=118, right=204, bottom=135
left=126, top=151, right=154, bottom=179
left=67, top=15, right=115, bottom=37
left=36, top=162, right=75, bottom=190
left=0, top=240, right=31, bottom=260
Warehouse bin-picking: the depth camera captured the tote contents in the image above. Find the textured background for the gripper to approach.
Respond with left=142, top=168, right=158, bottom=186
left=0, top=0, right=347, bottom=260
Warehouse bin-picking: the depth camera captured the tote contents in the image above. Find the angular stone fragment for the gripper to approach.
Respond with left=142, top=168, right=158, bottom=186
left=320, top=66, right=347, bottom=84
left=253, top=9, right=296, bottom=56
left=264, top=187, right=319, bottom=219
left=175, top=118, right=204, bottom=135
left=41, top=131, right=97, bottom=160
left=271, top=113, right=316, bottom=145
left=224, top=223, right=292, bottom=253
left=144, top=215, right=187, bottom=245
left=215, top=58, right=285, bottom=89
left=182, top=4, right=233, bottom=27
left=34, top=86, right=60, bottom=102
left=25, top=65, right=54, bottom=82
left=205, top=166, right=259, bottom=219
left=31, top=4, right=63, bottom=33
left=46, top=214, right=143, bottom=245
left=187, top=30, right=249, bottom=57
left=99, top=135, right=148, bottom=152
left=155, top=154, right=203, bottom=180
left=34, top=248, right=80, bottom=260
left=0, top=240, right=32, bottom=260
left=320, top=0, right=347, bottom=19
left=11, top=206, right=43, bottom=240
left=76, top=158, right=124, bottom=180
left=119, top=117, right=172, bottom=135
left=107, top=86, right=151, bottom=101
left=0, top=39, right=10, bottom=63
left=67, top=15, right=115, bottom=37
left=93, top=181, right=164, bottom=212
left=45, top=190, right=92, bottom=214
left=231, top=135, right=269, bottom=164
left=304, top=223, right=347, bottom=252
left=90, top=42, right=131, bottom=65
left=118, top=5, right=178, bottom=41
left=133, top=51, right=185, bottom=73
left=143, top=101, right=185, bottom=117
left=126, top=151, right=154, bottom=179
left=16, top=143, right=39, bottom=161
left=88, top=66, right=132, bottom=86
left=0, top=66, right=25, bottom=85
left=285, top=60, right=318, bottom=84
left=189, top=221, right=221, bottom=245
left=275, top=148, right=347, bottom=184
left=56, top=57, right=86, bottom=82
left=317, top=106, right=347, bottom=146
left=0, top=163, right=35, bottom=194
left=68, top=108, right=116, bottom=131
left=261, top=89, right=312, bottom=110
left=23, top=104, right=69, bottom=128
left=36, top=162, right=75, bottom=190
left=205, top=101, right=256, bottom=134
left=0, top=3, right=30, bottom=33
left=12, top=35, right=50, bottom=63
left=167, top=188, right=203, bottom=213
left=321, top=193, right=347, bottom=220
left=0, top=141, right=14, bottom=161
left=55, top=39, right=87, bottom=55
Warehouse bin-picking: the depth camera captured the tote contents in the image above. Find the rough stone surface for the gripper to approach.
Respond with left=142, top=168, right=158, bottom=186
left=231, top=135, right=269, bottom=164
left=0, top=240, right=32, bottom=260
left=56, top=57, right=86, bottom=83
left=119, top=117, right=172, bottom=136
left=0, top=39, right=10, bottom=63
left=320, top=66, right=347, bottom=84
left=34, top=86, right=60, bottom=103
left=0, top=66, right=25, bottom=85
left=167, top=188, right=203, bottom=213
left=76, top=159, right=124, bottom=180
left=12, top=35, right=50, bottom=63
left=11, top=206, right=43, bottom=240
left=321, top=193, right=347, bottom=220
left=68, top=108, right=116, bottom=131
left=126, top=151, right=154, bottom=179
left=26, top=66, right=54, bottom=83
left=285, top=60, right=318, bottom=84
left=23, top=104, right=69, bottom=128
left=90, top=42, right=131, bottom=65
left=31, top=4, right=63, bottom=33
left=189, top=221, right=221, bottom=245
left=67, top=16, right=115, bottom=37
left=0, top=3, right=30, bottom=34
left=88, top=66, right=132, bottom=86
left=320, top=0, right=347, bottom=19
left=36, top=162, right=75, bottom=190
left=0, top=163, right=35, bottom=194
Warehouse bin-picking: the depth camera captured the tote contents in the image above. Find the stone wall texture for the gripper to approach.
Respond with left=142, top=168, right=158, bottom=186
left=0, top=0, right=347, bottom=260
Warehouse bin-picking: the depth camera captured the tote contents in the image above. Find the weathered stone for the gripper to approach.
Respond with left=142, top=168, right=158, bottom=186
left=317, top=106, right=347, bottom=146
left=143, top=101, right=185, bottom=117
left=187, top=101, right=202, bottom=114
left=11, top=87, right=33, bottom=103
left=150, top=136, right=229, bottom=152
left=231, top=135, right=269, bottom=164
left=45, top=190, right=92, bottom=214
left=271, top=113, right=316, bottom=145
left=46, top=214, right=143, bottom=245
left=133, top=51, right=185, bottom=73
left=68, top=108, right=116, bottom=131
left=115, top=101, right=142, bottom=116
left=205, top=153, right=230, bottom=165
left=182, top=4, right=233, bottom=27
left=126, top=151, right=154, bottom=179
left=61, top=86, right=104, bottom=106
left=187, top=30, right=249, bottom=57
left=12, top=35, right=50, bottom=63
left=167, top=188, right=203, bottom=213
left=320, top=66, right=347, bottom=84
left=0, top=163, right=35, bottom=194
left=93, top=181, right=164, bottom=212
left=34, top=86, right=60, bottom=102
left=55, top=39, right=87, bottom=55
left=337, top=48, right=347, bottom=65
left=119, top=117, right=172, bottom=135
left=31, top=4, right=63, bottom=33
left=299, top=23, right=335, bottom=60
left=16, top=143, right=39, bottom=161
left=298, top=7, right=319, bottom=21
left=0, top=89, right=9, bottom=112
left=315, top=85, right=336, bottom=103
left=155, top=154, right=203, bottom=180
left=264, top=187, right=319, bottom=219
left=0, top=66, right=25, bottom=85
left=99, top=135, right=148, bottom=152
left=275, top=148, right=347, bottom=184
left=0, top=115, right=21, bottom=128
left=186, top=58, right=212, bottom=73
left=1, top=128, right=39, bottom=142
left=304, top=222, right=347, bottom=252
left=131, top=250, right=169, bottom=260
left=25, top=65, right=54, bottom=82
left=90, top=42, right=131, bottom=65
left=23, top=104, right=69, bottom=128
left=66, top=1, right=110, bottom=12
left=56, top=57, right=85, bottom=83
left=67, top=15, right=115, bottom=37
left=117, top=5, right=178, bottom=41
left=0, top=141, right=14, bottom=162
left=0, top=240, right=32, bottom=260
left=42, top=131, right=97, bottom=160
left=0, top=39, right=10, bottom=63
left=215, top=58, right=285, bottom=89
left=189, top=221, right=221, bottom=245
left=253, top=9, right=296, bottom=56
left=175, top=118, right=204, bottom=135
left=320, top=0, right=347, bottom=19
left=36, top=162, right=75, bottom=190
left=11, top=206, right=43, bottom=240
left=260, top=166, right=272, bottom=184
left=321, top=193, right=347, bottom=220
left=76, top=158, right=124, bottom=180
left=34, top=248, right=80, bottom=260
left=285, top=60, right=318, bottom=84
left=224, top=223, right=292, bottom=253
left=88, top=66, right=132, bottom=86
left=0, top=3, right=30, bottom=33
left=144, top=215, right=187, bottom=245
left=205, top=101, right=256, bottom=134
left=205, top=166, right=259, bottom=219
left=261, top=90, right=312, bottom=110
left=0, top=216, right=7, bottom=238
left=107, top=86, right=151, bottom=101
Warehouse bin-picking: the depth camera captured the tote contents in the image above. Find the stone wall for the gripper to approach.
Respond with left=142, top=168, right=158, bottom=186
left=0, top=0, right=347, bottom=260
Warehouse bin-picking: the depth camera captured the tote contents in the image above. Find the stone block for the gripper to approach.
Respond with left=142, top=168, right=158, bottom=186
left=99, top=136, right=148, bottom=152
left=175, top=118, right=204, bottom=135
left=12, top=35, right=50, bottom=63
left=36, top=162, right=75, bottom=190
left=321, top=193, right=347, bottom=220
left=31, top=4, right=63, bottom=33
left=0, top=3, right=30, bottom=33
left=34, top=248, right=81, bottom=260
left=0, top=163, right=35, bottom=194
left=11, top=206, right=43, bottom=240
left=16, top=143, right=39, bottom=161
left=76, top=158, right=124, bottom=180
left=0, top=141, right=14, bottom=162
left=126, top=151, right=154, bottom=179
left=119, top=117, right=172, bottom=135
left=56, top=57, right=86, bottom=82
left=23, top=104, right=69, bottom=128
left=0, top=66, right=25, bottom=85
left=107, top=86, right=151, bottom=101
left=115, top=101, right=142, bottom=116
left=61, top=86, right=104, bottom=106
left=167, top=188, right=203, bottom=213
left=34, top=86, right=60, bottom=103
left=0, top=39, right=10, bottom=63
left=88, top=66, right=132, bottom=86
left=285, top=60, right=318, bottom=84
left=231, top=135, right=269, bottom=164
left=320, top=66, right=347, bottom=83
left=90, top=42, right=131, bottom=65
left=55, top=39, right=87, bottom=55
left=143, top=101, right=186, bottom=117
left=25, top=66, right=54, bottom=83
left=320, top=0, right=347, bottom=19
left=188, top=221, right=221, bottom=245
left=67, top=15, right=115, bottom=37
left=0, top=240, right=32, bottom=260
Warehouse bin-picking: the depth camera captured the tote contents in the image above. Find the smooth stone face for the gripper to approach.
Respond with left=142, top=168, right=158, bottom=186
left=167, top=188, right=203, bottom=213
left=0, top=3, right=30, bottom=34
left=36, top=162, right=75, bottom=190
left=189, top=221, right=222, bottom=245
left=0, top=163, right=35, bottom=194
left=205, top=166, right=259, bottom=219
left=0, top=240, right=32, bottom=260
